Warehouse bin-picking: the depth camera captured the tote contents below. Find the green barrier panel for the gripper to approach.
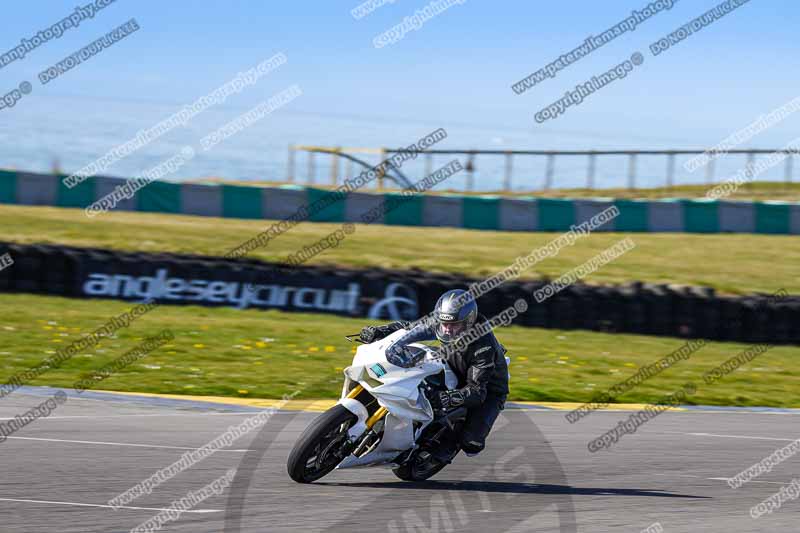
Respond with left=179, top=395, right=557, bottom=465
left=682, top=200, right=719, bottom=233
left=307, top=187, right=346, bottom=223
left=137, top=181, right=181, bottom=214
left=755, top=202, right=791, bottom=234
left=222, top=185, right=262, bottom=219
left=57, top=175, right=95, bottom=208
left=463, top=196, right=500, bottom=230
left=0, top=170, right=17, bottom=204
left=537, top=198, right=575, bottom=231
left=384, top=192, right=424, bottom=226
left=613, top=199, right=649, bottom=232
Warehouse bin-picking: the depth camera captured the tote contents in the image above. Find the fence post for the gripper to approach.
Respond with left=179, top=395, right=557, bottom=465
left=344, top=157, right=353, bottom=183
left=587, top=151, right=596, bottom=189
left=466, top=152, right=475, bottom=191
left=504, top=152, right=513, bottom=191
left=425, top=152, right=432, bottom=178
left=545, top=154, right=555, bottom=190
left=627, top=153, right=637, bottom=190
left=307, top=151, right=315, bottom=184
left=287, top=144, right=295, bottom=182
left=705, top=157, right=715, bottom=185
left=378, top=148, right=386, bottom=189
left=785, top=154, right=793, bottom=184
left=330, top=147, right=340, bottom=185
left=745, top=152, right=756, bottom=191
left=666, top=152, right=675, bottom=188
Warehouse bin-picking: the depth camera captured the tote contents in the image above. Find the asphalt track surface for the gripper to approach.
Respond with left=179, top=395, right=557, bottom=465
left=1, top=388, right=798, bottom=532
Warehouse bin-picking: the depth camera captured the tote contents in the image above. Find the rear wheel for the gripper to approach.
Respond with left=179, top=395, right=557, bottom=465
left=392, top=447, right=456, bottom=482
left=287, top=405, right=357, bottom=483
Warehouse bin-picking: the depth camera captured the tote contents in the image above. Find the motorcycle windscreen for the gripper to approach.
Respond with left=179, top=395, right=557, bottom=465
left=386, top=344, right=427, bottom=369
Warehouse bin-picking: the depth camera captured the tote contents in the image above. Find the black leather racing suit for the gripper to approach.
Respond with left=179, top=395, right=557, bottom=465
left=367, top=315, right=509, bottom=454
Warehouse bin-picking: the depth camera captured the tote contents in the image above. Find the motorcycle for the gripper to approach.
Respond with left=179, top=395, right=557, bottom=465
left=287, top=329, right=469, bottom=483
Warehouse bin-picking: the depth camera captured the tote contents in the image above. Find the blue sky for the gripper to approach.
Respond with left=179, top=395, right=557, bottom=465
left=1, top=0, right=799, bottom=161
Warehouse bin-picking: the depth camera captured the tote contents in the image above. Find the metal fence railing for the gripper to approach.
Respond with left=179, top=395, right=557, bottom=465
left=288, top=145, right=800, bottom=192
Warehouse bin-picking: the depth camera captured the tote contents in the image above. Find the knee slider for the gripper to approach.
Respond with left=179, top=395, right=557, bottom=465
left=461, top=438, right=485, bottom=455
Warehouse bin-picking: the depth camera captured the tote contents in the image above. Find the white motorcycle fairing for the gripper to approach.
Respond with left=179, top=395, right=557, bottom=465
left=335, top=329, right=458, bottom=469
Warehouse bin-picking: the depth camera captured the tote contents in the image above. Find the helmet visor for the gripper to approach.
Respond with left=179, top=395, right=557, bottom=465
left=436, top=319, right=469, bottom=343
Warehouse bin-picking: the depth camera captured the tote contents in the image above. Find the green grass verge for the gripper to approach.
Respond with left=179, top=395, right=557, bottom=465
left=0, top=293, right=797, bottom=407
left=1, top=205, right=797, bottom=295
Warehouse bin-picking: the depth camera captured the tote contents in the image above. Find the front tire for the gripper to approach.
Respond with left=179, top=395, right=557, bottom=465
left=287, top=405, right=357, bottom=483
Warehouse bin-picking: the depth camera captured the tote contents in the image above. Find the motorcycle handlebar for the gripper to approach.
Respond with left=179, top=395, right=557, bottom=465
left=344, top=333, right=366, bottom=344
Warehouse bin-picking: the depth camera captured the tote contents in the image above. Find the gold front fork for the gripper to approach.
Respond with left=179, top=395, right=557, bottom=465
left=365, top=406, right=388, bottom=429
left=346, top=384, right=364, bottom=399
left=346, top=383, right=387, bottom=429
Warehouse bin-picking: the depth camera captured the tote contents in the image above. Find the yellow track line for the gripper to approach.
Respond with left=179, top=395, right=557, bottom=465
left=89, top=390, right=681, bottom=413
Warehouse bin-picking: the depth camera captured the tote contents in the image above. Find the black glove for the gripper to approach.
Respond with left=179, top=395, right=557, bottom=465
left=428, top=391, right=448, bottom=411
left=359, top=326, right=378, bottom=343
left=428, top=390, right=466, bottom=412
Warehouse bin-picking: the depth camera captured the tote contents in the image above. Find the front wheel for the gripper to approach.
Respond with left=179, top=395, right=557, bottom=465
left=287, top=405, right=357, bottom=483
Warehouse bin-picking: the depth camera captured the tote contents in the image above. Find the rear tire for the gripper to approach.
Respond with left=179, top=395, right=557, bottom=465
left=393, top=448, right=455, bottom=482
left=287, top=405, right=357, bottom=483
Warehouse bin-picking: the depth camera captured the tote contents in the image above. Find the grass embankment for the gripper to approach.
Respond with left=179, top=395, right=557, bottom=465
left=1, top=205, right=797, bottom=295
left=0, top=294, right=797, bottom=407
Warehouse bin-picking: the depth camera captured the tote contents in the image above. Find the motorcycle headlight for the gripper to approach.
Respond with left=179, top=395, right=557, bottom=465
left=364, top=364, right=385, bottom=387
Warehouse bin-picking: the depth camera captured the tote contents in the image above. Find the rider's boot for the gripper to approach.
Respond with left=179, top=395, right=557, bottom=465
left=431, top=436, right=460, bottom=464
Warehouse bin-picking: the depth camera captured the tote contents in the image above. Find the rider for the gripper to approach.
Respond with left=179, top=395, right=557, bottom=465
left=359, top=289, right=509, bottom=460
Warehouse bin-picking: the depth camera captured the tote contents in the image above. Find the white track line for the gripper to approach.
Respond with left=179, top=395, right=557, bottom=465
left=652, top=473, right=792, bottom=486
left=0, top=497, right=220, bottom=513
left=706, top=477, right=789, bottom=486
left=0, top=412, right=266, bottom=420
left=3, top=436, right=248, bottom=452
left=684, top=432, right=796, bottom=442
